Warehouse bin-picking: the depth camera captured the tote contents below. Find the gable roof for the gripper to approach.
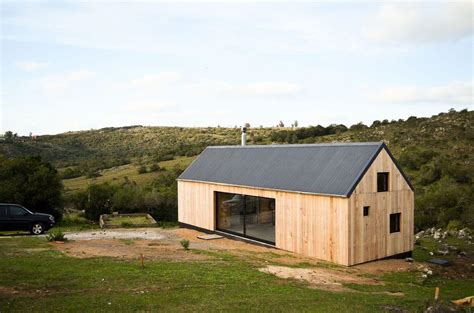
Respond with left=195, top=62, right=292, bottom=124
left=178, top=142, right=413, bottom=197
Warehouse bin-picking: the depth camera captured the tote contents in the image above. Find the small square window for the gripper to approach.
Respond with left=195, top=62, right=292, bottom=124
left=390, top=213, right=401, bottom=233
left=363, top=206, right=369, bottom=216
left=377, top=172, right=389, bottom=192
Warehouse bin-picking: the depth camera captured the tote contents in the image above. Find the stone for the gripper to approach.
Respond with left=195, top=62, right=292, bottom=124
left=405, top=257, right=414, bottom=263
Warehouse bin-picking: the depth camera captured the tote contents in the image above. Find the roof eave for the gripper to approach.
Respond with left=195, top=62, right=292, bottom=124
left=176, top=178, right=349, bottom=198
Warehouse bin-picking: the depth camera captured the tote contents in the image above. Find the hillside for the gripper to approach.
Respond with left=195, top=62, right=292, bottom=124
left=1, top=109, right=473, bottom=230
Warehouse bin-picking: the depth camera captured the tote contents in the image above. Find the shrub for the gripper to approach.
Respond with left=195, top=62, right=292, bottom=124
left=81, top=183, right=116, bottom=221
left=149, top=163, right=161, bottom=172
left=447, top=220, right=462, bottom=231
left=180, top=239, right=190, bottom=250
left=137, top=165, right=147, bottom=174
left=46, top=230, right=67, bottom=242
left=121, top=221, right=133, bottom=228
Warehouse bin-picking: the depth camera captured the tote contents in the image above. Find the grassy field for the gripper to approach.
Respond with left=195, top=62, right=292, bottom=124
left=63, top=156, right=194, bottom=193
left=0, top=235, right=473, bottom=312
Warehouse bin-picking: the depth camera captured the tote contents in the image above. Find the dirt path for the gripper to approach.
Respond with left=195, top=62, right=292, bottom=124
left=64, top=229, right=167, bottom=241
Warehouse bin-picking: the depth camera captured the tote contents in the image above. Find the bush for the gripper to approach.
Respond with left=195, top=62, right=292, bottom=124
left=180, top=239, right=190, bottom=250
left=46, top=229, right=67, bottom=242
left=80, top=183, right=116, bottom=220
left=149, top=163, right=161, bottom=172
left=137, top=165, right=147, bottom=174
left=121, top=221, right=133, bottom=228
left=447, top=220, right=462, bottom=231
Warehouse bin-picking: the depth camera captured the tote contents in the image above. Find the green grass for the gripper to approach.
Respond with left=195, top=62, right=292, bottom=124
left=0, top=237, right=473, bottom=312
left=106, top=216, right=154, bottom=226
left=63, top=156, right=194, bottom=193
left=54, top=212, right=100, bottom=233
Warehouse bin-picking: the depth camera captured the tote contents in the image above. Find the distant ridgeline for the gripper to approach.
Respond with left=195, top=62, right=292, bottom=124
left=0, top=109, right=473, bottom=230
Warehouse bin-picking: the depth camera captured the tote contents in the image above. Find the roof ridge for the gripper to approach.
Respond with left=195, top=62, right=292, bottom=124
left=207, top=142, right=384, bottom=149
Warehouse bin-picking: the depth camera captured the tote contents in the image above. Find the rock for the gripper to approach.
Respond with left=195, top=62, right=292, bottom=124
left=433, top=230, right=442, bottom=240
left=458, top=228, right=471, bottom=239
left=429, top=252, right=434, bottom=256
left=415, top=230, right=425, bottom=239
left=405, top=257, right=414, bottom=263
left=447, top=245, right=459, bottom=252
left=437, top=244, right=449, bottom=256
left=458, top=251, right=467, bottom=257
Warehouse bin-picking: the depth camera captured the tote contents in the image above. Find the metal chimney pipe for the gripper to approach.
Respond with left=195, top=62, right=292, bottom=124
left=241, top=127, right=247, bottom=146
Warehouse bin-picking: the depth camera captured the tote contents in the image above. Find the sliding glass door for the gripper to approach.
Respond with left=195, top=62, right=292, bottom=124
left=216, top=192, right=275, bottom=244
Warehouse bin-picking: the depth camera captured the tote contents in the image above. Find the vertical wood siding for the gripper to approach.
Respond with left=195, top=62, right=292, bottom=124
left=178, top=181, right=350, bottom=265
left=348, top=149, right=414, bottom=265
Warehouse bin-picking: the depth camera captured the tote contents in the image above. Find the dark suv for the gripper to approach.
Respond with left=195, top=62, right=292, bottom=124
left=0, top=204, right=55, bottom=235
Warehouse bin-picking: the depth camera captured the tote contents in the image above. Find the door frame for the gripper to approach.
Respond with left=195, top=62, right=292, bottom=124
left=214, top=191, right=276, bottom=245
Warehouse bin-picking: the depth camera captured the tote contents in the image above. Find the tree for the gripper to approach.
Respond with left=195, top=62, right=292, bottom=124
left=244, top=123, right=251, bottom=128
left=0, top=156, right=63, bottom=220
left=81, top=184, right=116, bottom=220
left=4, top=131, right=13, bottom=143
left=293, top=120, right=298, bottom=128
left=278, top=120, right=285, bottom=128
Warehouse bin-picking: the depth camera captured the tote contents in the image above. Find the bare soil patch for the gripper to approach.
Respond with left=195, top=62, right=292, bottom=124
left=0, top=286, right=42, bottom=298
left=259, top=265, right=381, bottom=292
left=353, top=259, right=416, bottom=275
left=55, top=239, right=210, bottom=261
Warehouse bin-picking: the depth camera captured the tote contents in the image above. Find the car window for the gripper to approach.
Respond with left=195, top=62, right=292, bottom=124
left=9, top=206, right=27, bottom=216
left=0, top=206, right=7, bottom=217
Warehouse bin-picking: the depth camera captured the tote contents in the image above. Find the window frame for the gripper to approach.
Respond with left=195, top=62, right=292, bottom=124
left=389, top=213, right=401, bottom=233
left=377, top=172, right=389, bottom=192
left=215, top=191, right=276, bottom=245
left=8, top=205, right=28, bottom=216
left=363, top=206, right=369, bottom=217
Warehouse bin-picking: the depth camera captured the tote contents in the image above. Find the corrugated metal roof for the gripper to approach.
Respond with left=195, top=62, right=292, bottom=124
left=178, top=142, right=411, bottom=197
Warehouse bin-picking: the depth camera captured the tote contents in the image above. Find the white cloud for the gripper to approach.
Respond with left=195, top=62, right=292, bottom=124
left=369, top=81, right=473, bottom=105
left=39, top=69, right=95, bottom=93
left=131, top=72, right=181, bottom=87
left=121, top=100, right=175, bottom=112
left=17, top=61, right=49, bottom=71
left=366, top=2, right=473, bottom=44
left=223, top=82, right=302, bottom=96
left=192, top=81, right=302, bottom=96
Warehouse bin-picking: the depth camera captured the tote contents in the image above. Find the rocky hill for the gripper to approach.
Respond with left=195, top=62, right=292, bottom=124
left=1, top=109, right=472, bottom=230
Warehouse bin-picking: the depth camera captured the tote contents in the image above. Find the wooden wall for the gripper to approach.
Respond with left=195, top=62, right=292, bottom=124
left=348, top=148, right=414, bottom=265
left=178, top=181, right=351, bottom=265
left=178, top=147, right=414, bottom=266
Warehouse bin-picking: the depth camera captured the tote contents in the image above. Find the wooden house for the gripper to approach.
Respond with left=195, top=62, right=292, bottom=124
left=177, top=142, right=414, bottom=266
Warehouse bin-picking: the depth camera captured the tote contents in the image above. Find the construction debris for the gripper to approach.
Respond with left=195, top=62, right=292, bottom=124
left=451, top=296, right=474, bottom=307
left=197, top=234, right=224, bottom=240
left=427, top=259, right=452, bottom=266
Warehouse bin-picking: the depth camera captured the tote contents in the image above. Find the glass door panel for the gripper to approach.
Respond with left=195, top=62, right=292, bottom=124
left=216, top=192, right=275, bottom=244
left=245, top=196, right=275, bottom=243
left=216, top=192, right=244, bottom=235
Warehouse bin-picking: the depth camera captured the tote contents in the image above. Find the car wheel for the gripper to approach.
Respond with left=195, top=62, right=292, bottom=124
left=31, top=222, right=44, bottom=235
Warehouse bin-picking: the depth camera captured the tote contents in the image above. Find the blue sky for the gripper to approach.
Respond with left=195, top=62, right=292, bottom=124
left=1, top=1, right=472, bottom=135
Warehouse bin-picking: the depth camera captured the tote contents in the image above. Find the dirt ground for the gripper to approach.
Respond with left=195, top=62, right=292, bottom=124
left=47, top=227, right=422, bottom=293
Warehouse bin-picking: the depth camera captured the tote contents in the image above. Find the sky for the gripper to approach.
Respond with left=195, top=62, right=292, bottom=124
left=0, top=0, right=473, bottom=135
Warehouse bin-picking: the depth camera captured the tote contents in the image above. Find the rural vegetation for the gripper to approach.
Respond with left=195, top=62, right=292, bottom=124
left=0, top=109, right=472, bottom=231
